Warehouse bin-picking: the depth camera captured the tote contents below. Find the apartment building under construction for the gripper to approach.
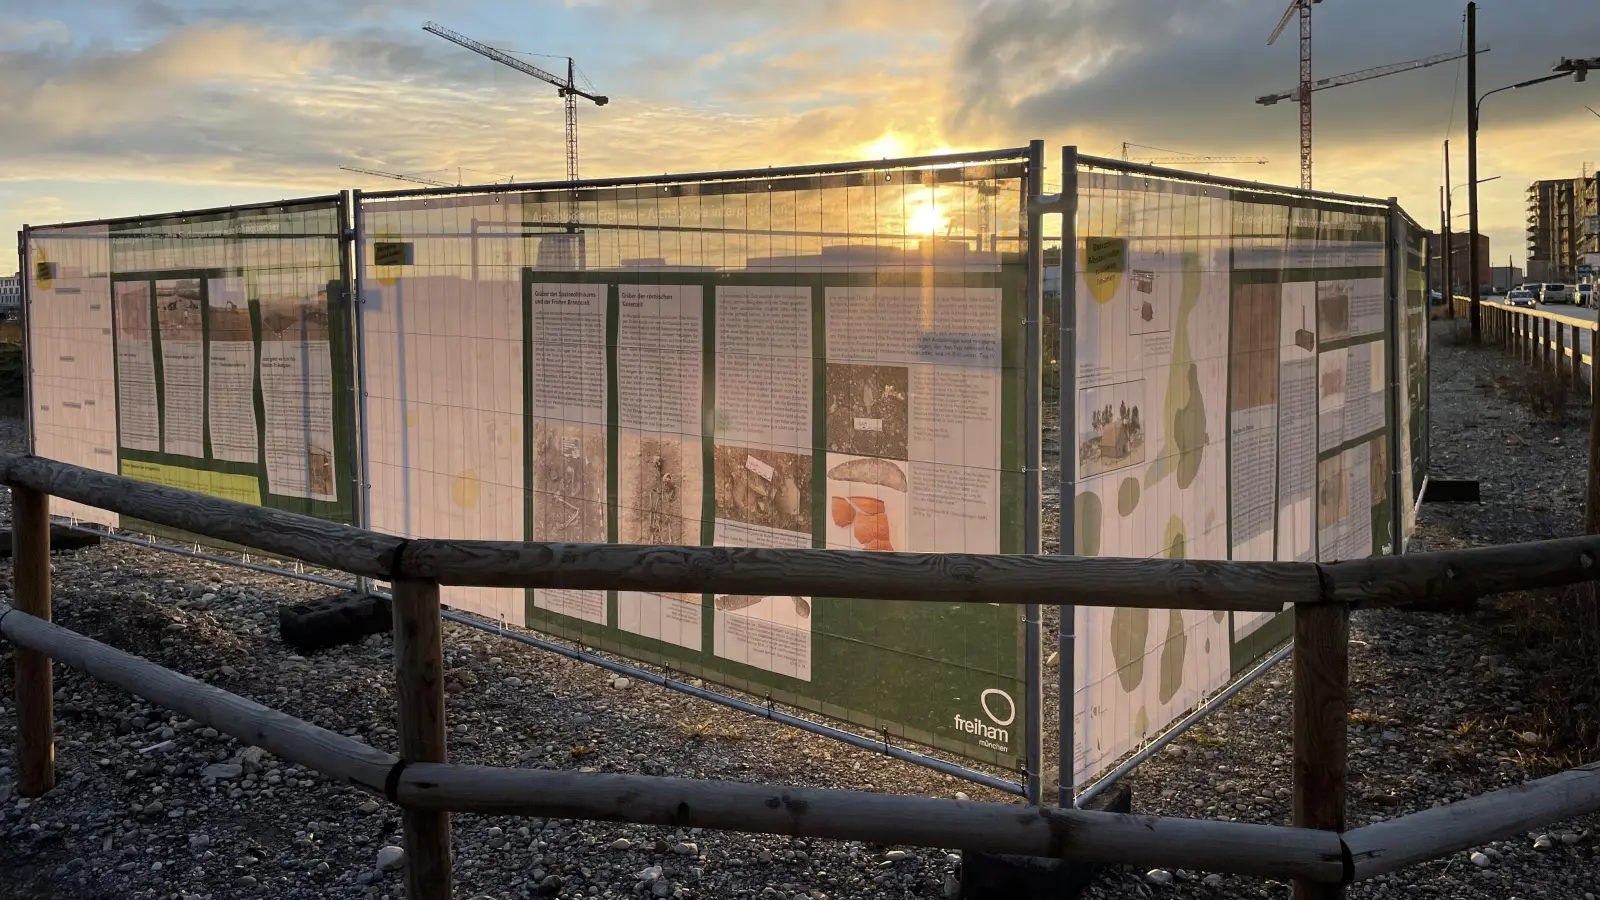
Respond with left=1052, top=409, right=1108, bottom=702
left=1527, top=174, right=1599, bottom=282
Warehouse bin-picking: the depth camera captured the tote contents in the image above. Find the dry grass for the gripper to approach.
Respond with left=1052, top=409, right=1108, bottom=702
left=1488, top=366, right=1574, bottom=421
left=1487, top=585, right=1600, bottom=772
left=676, top=717, right=746, bottom=742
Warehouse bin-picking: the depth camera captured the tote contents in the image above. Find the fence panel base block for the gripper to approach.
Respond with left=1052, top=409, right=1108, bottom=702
left=1421, top=479, right=1480, bottom=503
left=958, top=786, right=1133, bottom=900
left=279, top=591, right=392, bottom=654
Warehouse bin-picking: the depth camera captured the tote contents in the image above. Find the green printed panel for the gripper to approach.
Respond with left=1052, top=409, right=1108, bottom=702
left=520, top=266, right=1028, bottom=769
left=107, top=205, right=357, bottom=533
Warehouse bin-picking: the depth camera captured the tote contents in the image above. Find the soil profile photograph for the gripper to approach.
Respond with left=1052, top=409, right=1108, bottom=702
left=825, top=363, right=909, bottom=459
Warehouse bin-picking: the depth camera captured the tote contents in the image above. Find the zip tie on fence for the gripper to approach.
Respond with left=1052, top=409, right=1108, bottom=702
left=383, top=758, right=409, bottom=803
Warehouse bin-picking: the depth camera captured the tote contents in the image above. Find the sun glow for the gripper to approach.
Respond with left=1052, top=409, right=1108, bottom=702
left=908, top=202, right=947, bottom=235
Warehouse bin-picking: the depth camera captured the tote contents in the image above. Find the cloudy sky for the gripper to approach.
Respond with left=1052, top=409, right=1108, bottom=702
left=3, top=0, right=1597, bottom=267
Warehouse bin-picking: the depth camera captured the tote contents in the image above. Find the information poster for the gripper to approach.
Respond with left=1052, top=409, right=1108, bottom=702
left=1071, top=175, right=1234, bottom=789
left=618, top=283, right=704, bottom=647
left=114, top=281, right=160, bottom=452
left=103, top=203, right=355, bottom=526
left=205, top=277, right=259, bottom=464
left=27, top=227, right=121, bottom=528
left=528, top=281, right=609, bottom=625
left=714, top=284, right=813, bottom=678
left=258, top=277, right=338, bottom=501
left=155, top=279, right=206, bottom=459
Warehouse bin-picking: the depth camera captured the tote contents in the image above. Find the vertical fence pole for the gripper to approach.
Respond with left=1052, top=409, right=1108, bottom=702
left=393, top=576, right=451, bottom=899
left=1545, top=317, right=1554, bottom=374
left=1058, top=145, right=1081, bottom=808
left=1022, top=138, right=1045, bottom=806
left=1385, top=202, right=1404, bottom=553
left=12, top=485, right=54, bottom=796
left=18, top=227, right=35, bottom=456
left=1588, top=323, right=1600, bottom=535
left=1558, top=323, right=1568, bottom=387
left=1292, top=602, right=1348, bottom=900
left=350, top=189, right=375, bottom=598
left=1576, top=323, right=1585, bottom=397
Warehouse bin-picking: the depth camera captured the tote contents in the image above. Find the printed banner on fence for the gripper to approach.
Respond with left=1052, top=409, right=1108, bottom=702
left=359, top=160, right=1033, bottom=768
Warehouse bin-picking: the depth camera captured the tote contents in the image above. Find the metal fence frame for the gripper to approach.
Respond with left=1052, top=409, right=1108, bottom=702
left=16, top=145, right=1431, bottom=811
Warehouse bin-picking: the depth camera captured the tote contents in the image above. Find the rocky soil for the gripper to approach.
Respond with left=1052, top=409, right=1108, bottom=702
left=6, top=317, right=1600, bottom=898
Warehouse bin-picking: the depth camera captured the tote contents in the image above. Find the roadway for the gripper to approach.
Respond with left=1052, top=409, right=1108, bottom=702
left=1454, top=297, right=1597, bottom=363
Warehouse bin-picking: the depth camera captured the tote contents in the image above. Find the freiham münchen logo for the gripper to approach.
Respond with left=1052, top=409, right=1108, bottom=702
left=953, top=688, right=1015, bottom=750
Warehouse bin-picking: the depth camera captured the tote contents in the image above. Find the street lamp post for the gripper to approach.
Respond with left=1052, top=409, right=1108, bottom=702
left=1465, top=0, right=1595, bottom=341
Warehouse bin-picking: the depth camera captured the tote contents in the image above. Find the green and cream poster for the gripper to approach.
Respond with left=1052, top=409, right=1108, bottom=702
left=104, top=206, right=357, bottom=527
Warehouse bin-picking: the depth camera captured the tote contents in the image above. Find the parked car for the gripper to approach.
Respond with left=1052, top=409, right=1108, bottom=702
left=1578, top=284, right=1595, bottom=308
left=1507, top=287, right=1538, bottom=308
left=1429, top=289, right=1444, bottom=305
left=1541, top=283, right=1574, bottom=305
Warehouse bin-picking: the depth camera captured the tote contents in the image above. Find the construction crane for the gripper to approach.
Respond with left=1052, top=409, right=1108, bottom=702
left=1257, top=49, right=1479, bottom=105
left=340, top=166, right=454, bottom=188
left=423, top=21, right=607, bottom=194
left=1266, top=0, right=1321, bottom=189
left=1120, top=142, right=1268, bottom=166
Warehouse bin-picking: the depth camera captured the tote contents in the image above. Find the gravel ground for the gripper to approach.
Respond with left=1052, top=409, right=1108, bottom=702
left=6, top=318, right=1600, bottom=899
left=0, top=406, right=1011, bottom=899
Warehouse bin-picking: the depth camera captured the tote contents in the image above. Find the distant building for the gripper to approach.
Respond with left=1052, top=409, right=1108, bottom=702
left=1429, top=232, right=1490, bottom=293
left=0, top=273, right=19, bottom=317
left=1490, top=265, right=1523, bottom=293
left=1527, top=176, right=1599, bottom=282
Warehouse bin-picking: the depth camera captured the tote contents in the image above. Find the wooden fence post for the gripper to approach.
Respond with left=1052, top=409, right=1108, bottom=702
left=1546, top=318, right=1555, bottom=374
left=12, top=485, right=54, bottom=797
left=1293, top=602, right=1348, bottom=900
left=1558, top=324, right=1568, bottom=386
left=1576, top=324, right=1585, bottom=396
left=393, top=577, right=452, bottom=900
left=1588, top=326, right=1600, bottom=535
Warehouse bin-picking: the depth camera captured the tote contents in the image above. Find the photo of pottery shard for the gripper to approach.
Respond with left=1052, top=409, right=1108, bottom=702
left=713, top=445, right=812, bottom=535
left=1133, top=269, right=1154, bottom=294
left=825, top=363, right=909, bottom=459
left=825, top=455, right=908, bottom=553
left=714, top=595, right=812, bottom=619
left=1317, top=460, right=1350, bottom=530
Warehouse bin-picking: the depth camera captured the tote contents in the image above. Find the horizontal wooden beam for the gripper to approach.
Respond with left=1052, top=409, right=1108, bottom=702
left=395, top=763, right=1347, bottom=883
left=0, top=601, right=398, bottom=793
left=0, top=598, right=1346, bottom=884
left=1322, top=534, right=1600, bottom=609
left=1344, top=763, right=1600, bottom=880
left=398, top=540, right=1316, bottom=611
left=0, top=454, right=403, bottom=581
left=11, top=452, right=1600, bottom=614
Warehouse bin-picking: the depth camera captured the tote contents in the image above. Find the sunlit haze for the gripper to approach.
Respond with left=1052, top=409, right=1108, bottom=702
left=3, top=0, right=1598, bottom=266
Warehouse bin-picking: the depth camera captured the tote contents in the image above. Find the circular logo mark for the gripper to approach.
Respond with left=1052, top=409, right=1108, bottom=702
left=980, top=688, right=1016, bottom=727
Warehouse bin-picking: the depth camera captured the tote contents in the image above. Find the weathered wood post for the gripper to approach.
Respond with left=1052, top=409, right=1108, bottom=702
left=12, top=485, right=54, bottom=797
left=1557, top=323, right=1568, bottom=387
left=1588, top=325, right=1600, bottom=535
left=393, top=576, right=452, bottom=900
left=1546, top=317, right=1555, bottom=374
left=1293, top=602, right=1349, bottom=900
left=1575, top=324, right=1586, bottom=396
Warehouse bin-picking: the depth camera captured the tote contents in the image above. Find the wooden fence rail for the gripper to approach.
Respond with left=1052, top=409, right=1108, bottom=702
left=10, top=451, right=1600, bottom=899
left=1446, top=296, right=1600, bottom=536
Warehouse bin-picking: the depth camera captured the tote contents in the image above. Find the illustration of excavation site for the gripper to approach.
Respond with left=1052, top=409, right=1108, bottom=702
left=6, top=4, right=1600, bottom=899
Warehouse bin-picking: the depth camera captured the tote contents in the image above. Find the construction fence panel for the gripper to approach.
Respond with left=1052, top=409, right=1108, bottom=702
left=1066, top=159, right=1396, bottom=791
left=24, top=200, right=358, bottom=535
left=356, top=152, right=1036, bottom=768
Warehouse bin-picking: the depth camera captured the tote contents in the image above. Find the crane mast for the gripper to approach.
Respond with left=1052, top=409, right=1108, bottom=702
left=1267, top=0, right=1319, bottom=190
left=423, top=21, right=607, bottom=224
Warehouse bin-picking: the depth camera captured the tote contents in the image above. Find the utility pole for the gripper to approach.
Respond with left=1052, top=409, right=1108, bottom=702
left=1444, top=140, right=1454, bottom=318
left=1467, top=1, right=1482, bottom=341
